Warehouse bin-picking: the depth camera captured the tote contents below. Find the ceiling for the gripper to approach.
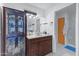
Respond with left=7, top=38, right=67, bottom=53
left=29, top=3, right=58, bottom=10
left=29, top=3, right=73, bottom=13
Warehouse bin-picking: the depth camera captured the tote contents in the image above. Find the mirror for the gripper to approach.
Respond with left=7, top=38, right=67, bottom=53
left=26, top=13, right=40, bottom=36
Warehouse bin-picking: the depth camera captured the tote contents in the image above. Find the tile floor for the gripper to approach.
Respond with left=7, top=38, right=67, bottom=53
left=46, top=44, right=75, bottom=56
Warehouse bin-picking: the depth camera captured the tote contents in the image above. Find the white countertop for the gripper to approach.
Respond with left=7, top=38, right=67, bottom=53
left=27, top=34, right=52, bottom=39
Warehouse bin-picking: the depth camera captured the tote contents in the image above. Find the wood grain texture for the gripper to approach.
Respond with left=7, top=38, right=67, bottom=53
left=26, top=36, right=52, bottom=56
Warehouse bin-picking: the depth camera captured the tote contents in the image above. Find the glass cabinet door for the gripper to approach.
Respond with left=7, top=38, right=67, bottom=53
left=8, top=14, right=16, bottom=34
left=18, top=16, right=24, bottom=33
left=5, top=9, right=16, bottom=56
left=4, top=7, right=25, bottom=56
left=17, top=14, right=25, bottom=56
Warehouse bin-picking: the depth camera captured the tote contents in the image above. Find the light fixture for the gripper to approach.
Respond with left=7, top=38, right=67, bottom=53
left=50, top=19, right=53, bottom=23
left=26, top=13, right=30, bottom=16
left=29, top=14, right=33, bottom=19
left=32, top=15, right=36, bottom=19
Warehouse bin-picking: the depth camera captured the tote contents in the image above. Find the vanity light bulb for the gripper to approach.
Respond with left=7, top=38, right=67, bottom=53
left=26, top=13, right=30, bottom=16
left=29, top=16, right=31, bottom=19
left=33, top=15, right=36, bottom=19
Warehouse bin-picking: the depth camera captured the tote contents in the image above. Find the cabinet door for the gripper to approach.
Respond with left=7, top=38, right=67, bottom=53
left=29, top=43, right=38, bottom=56
left=39, top=41, right=45, bottom=56
left=43, top=39, right=52, bottom=54
left=39, top=39, right=52, bottom=56
left=3, top=7, right=25, bottom=56
left=17, top=12, right=25, bottom=56
left=4, top=8, right=16, bottom=56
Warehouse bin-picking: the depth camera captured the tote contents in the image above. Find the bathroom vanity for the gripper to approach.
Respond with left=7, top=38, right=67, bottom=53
left=25, top=10, right=52, bottom=56
left=26, top=35, right=52, bottom=56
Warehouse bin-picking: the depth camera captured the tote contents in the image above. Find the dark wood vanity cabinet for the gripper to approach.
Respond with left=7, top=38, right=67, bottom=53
left=27, top=41, right=39, bottom=56
left=39, top=39, right=52, bottom=55
left=26, top=36, right=52, bottom=56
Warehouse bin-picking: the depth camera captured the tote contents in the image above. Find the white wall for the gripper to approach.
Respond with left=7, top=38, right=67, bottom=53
left=46, top=3, right=73, bottom=35
left=55, top=4, right=76, bottom=46
left=45, top=3, right=74, bottom=53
